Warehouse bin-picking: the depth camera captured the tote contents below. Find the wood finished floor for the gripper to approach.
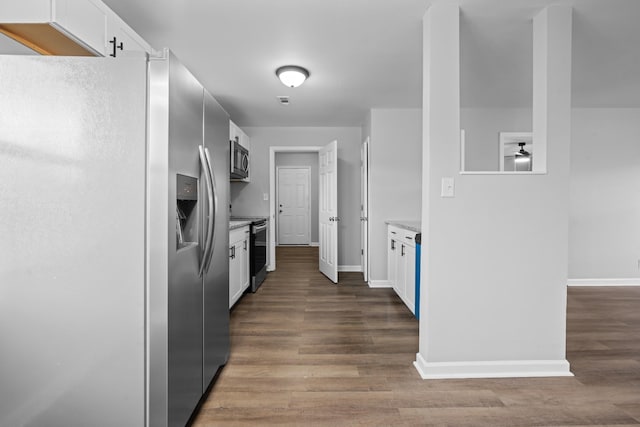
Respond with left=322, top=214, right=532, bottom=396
left=193, top=246, right=640, bottom=426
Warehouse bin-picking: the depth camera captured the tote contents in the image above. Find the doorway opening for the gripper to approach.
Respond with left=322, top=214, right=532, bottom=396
left=268, top=146, right=322, bottom=271
left=268, top=143, right=338, bottom=283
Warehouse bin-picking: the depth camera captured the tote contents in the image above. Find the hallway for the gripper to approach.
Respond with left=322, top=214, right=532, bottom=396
left=193, top=246, right=640, bottom=426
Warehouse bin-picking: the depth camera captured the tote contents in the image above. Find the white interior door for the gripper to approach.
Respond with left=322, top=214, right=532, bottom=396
left=319, top=140, right=338, bottom=283
left=277, top=167, right=311, bottom=245
left=361, top=139, right=369, bottom=282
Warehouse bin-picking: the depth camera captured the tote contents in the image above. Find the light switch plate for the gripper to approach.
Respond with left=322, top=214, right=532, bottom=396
left=263, top=193, right=269, bottom=201
left=441, top=177, right=455, bottom=197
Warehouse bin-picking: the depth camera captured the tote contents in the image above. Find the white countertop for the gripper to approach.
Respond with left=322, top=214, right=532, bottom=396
left=385, top=220, right=421, bottom=233
left=229, top=220, right=252, bottom=230
left=230, top=216, right=268, bottom=222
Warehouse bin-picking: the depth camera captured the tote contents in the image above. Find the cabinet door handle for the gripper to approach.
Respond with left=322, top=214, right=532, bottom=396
left=244, top=240, right=247, bottom=250
left=109, top=37, right=124, bottom=57
left=401, top=245, right=405, bottom=256
left=391, top=240, right=395, bottom=250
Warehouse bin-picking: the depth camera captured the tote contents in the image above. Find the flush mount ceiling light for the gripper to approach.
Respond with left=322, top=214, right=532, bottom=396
left=276, top=65, right=309, bottom=88
left=514, top=142, right=531, bottom=163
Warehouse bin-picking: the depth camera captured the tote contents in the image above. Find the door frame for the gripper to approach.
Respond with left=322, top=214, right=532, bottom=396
left=361, top=138, right=370, bottom=282
left=268, top=146, right=322, bottom=271
left=276, top=165, right=312, bottom=246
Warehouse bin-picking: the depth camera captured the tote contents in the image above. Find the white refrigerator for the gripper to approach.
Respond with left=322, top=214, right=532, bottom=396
left=0, top=50, right=230, bottom=427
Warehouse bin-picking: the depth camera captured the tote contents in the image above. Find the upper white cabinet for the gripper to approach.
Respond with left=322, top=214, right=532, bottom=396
left=0, top=0, right=152, bottom=56
left=52, top=0, right=107, bottom=55
left=229, top=120, right=250, bottom=150
left=387, top=224, right=417, bottom=315
left=104, top=10, right=151, bottom=57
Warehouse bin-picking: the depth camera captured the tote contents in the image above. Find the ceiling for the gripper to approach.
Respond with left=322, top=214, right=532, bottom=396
left=1, top=0, right=639, bottom=126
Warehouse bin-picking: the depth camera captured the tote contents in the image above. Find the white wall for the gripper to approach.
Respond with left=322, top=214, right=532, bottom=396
left=362, top=108, right=422, bottom=283
left=569, top=108, right=640, bottom=281
left=230, top=126, right=362, bottom=267
left=417, top=4, right=572, bottom=378
left=274, top=152, right=319, bottom=243
left=461, top=108, right=532, bottom=171
left=459, top=107, right=640, bottom=282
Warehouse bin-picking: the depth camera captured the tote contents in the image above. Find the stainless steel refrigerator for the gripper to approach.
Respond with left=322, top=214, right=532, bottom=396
left=0, top=50, right=230, bottom=427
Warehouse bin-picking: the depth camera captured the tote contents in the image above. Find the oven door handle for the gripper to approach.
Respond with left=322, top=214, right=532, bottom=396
left=253, top=223, right=268, bottom=234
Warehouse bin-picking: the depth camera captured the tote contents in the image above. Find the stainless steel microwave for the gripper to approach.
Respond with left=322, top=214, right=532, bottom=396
left=230, top=138, right=249, bottom=179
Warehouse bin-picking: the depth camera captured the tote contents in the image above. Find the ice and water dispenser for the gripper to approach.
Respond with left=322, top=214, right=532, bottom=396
left=176, top=174, right=198, bottom=250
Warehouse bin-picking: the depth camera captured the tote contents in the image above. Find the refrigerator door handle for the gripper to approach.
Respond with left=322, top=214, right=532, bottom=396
left=199, top=145, right=215, bottom=277
left=203, top=146, right=218, bottom=274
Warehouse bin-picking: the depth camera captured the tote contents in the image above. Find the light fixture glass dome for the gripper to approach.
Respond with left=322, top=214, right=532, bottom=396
left=276, top=65, right=309, bottom=88
left=514, top=142, right=531, bottom=163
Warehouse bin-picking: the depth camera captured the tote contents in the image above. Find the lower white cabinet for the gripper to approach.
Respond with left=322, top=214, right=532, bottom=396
left=229, top=225, right=250, bottom=308
left=387, top=225, right=416, bottom=314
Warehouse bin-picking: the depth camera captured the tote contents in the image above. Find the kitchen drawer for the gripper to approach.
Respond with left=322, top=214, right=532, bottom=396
left=388, top=225, right=416, bottom=247
left=230, top=225, right=250, bottom=244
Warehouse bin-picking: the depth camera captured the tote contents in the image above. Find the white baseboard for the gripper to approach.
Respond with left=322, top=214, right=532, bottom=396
left=568, top=278, right=640, bottom=287
left=368, top=280, right=392, bottom=288
left=338, top=265, right=362, bottom=272
left=413, top=353, right=573, bottom=379
left=567, top=277, right=640, bottom=286
left=310, top=242, right=319, bottom=247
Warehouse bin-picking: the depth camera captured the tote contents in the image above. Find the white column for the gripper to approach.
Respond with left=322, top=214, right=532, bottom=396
left=415, top=4, right=573, bottom=379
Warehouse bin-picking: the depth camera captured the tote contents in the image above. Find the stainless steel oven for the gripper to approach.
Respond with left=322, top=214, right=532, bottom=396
left=250, top=219, right=268, bottom=292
